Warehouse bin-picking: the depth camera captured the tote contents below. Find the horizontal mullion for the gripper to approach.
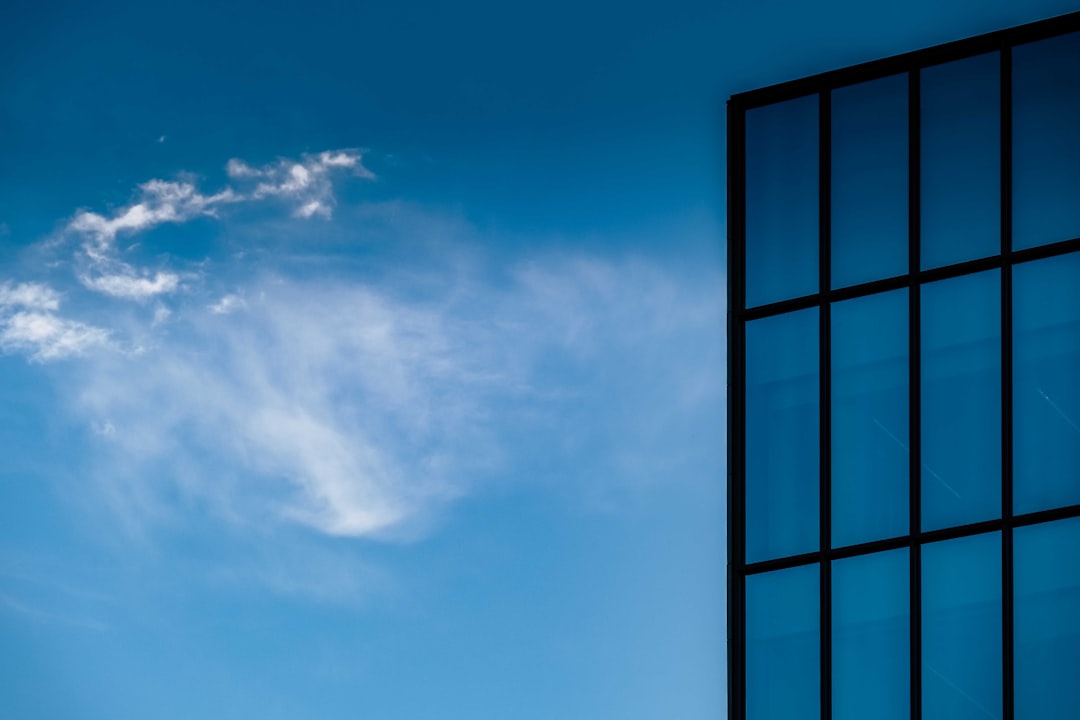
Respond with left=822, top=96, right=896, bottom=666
left=1012, top=502, right=1080, bottom=528
left=736, top=235, right=1080, bottom=322
left=738, top=503, right=1080, bottom=576
left=1008, top=235, right=1080, bottom=264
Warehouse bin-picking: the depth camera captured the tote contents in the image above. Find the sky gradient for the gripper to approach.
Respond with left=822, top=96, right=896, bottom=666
left=1, top=1, right=1078, bottom=718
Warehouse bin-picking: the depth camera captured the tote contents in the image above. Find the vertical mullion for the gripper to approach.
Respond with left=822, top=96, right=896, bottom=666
left=727, top=100, right=747, bottom=720
left=908, top=67, right=923, bottom=720
left=819, top=88, right=832, bottom=720
left=1000, top=45, right=1015, bottom=720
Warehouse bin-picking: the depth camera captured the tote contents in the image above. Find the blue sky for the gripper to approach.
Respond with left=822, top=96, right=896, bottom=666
left=0, top=1, right=1076, bottom=718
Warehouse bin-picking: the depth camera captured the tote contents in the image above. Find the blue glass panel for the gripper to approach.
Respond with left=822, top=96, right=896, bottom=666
left=1014, top=253, right=1080, bottom=514
left=922, top=532, right=1002, bottom=720
left=1014, top=31, right=1080, bottom=249
left=745, top=95, right=819, bottom=308
left=746, top=564, right=820, bottom=720
left=833, top=548, right=909, bottom=720
left=921, top=271, right=1000, bottom=531
left=1015, top=517, right=1080, bottom=719
left=920, top=53, right=1000, bottom=269
left=745, top=308, right=819, bottom=563
left=831, top=74, right=908, bottom=289
left=831, top=289, right=908, bottom=548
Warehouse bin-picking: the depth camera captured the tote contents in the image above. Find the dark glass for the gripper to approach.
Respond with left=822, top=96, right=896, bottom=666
left=831, top=289, right=908, bottom=548
left=1014, top=252, right=1080, bottom=514
left=745, top=95, right=819, bottom=308
left=831, top=74, right=908, bottom=289
left=745, top=308, right=819, bottom=563
left=922, top=532, right=1002, bottom=720
left=921, top=270, right=1001, bottom=531
left=920, top=53, right=1000, bottom=269
left=746, top=564, right=820, bottom=719
left=1015, top=517, right=1080, bottom=718
left=1014, top=31, right=1080, bottom=249
left=833, top=548, right=910, bottom=720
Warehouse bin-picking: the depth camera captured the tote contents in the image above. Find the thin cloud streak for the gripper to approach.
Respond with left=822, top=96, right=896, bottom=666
left=65, top=150, right=373, bottom=301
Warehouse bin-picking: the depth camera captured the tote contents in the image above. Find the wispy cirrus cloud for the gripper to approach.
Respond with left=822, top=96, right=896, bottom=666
left=64, top=150, right=373, bottom=302
left=11, top=158, right=723, bottom=547
left=227, top=150, right=374, bottom=219
left=65, top=243, right=722, bottom=540
left=70, top=179, right=239, bottom=254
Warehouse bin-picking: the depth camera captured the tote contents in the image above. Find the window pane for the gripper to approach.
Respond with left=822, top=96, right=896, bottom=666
left=745, top=95, right=819, bottom=308
left=1015, top=517, right=1080, bottom=718
left=745, top=308, right=819, bottom=563
left=921, top=270, right=1000, bottom=531
left=746, top=565, right=820, bottom=720
left=920, top=53, right=1000, bottom=269
left=1014, top=31, right=1080, bottom=250
left=1014, top=252, right=1080, bottom=514
left=831, top=289, right=908, bottom=548
left=922, top=532, right=1002, bottom=720
left=833, top=548, right=909, bottom=720
left=831, top=74, right=908, bottom=289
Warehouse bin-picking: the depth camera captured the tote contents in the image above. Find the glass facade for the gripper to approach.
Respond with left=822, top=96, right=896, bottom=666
left=730, top=13, right=1080, bottom=720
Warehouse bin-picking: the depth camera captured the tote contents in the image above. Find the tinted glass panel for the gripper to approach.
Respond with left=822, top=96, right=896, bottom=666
left=745, top=308, right=819, bottom=563
left=920, top=53, right=1000, bottom=269
left=1014, top=31, right=1080, bottom=249
left=831, top=74, right=908, bottom=289
left=746, top=565, right=820, bottom=720
left=833, top=548, right=909, bottom=720
left=831, top=289, right=908, bottom=548
left=1014, top=253, right=1080, bottom=514
left=746, top=95, right=819, bottom=308
left=1015, top=518, right=1080, bottom=719
left=922, top=532, right=1002, bottom=720
left=921, top=271, right=1000, bottom=531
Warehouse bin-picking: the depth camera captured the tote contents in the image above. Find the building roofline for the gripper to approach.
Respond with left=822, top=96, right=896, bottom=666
left=728, top=9, right=1080, bottom=109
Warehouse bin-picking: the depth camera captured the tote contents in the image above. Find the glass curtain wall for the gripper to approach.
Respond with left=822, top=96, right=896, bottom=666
left=730, top=14, right=1080, bottom=720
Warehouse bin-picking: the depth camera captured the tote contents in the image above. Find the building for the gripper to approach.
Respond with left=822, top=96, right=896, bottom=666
left=727, top=11, right=1080, bottom=720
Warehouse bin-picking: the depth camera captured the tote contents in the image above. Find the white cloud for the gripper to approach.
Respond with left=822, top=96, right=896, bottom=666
left=0, top=311, right=110, bottom=361
left=0, top=280, right=111, bottom=362
left=70, top=180, right=238, bottom=255
left=64, top=245, right=723, bottom=540
left=0, top=281, right=61, bottom=311
left=208, top=293, right=245, bottom=315
left=64, top=150, right=372, bottom=303
left=80, top=271, right=181, bottom=301
left=227, top=149, right=374, bottom=219
left=76, top=278, right=487, bottom=539
left=152, top=305, right=172, bottom=327
left=296, top=200, right=328, bottom=219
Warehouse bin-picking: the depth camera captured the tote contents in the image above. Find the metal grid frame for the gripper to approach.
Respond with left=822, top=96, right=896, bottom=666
left=727, top=10, right=1080, bottom=720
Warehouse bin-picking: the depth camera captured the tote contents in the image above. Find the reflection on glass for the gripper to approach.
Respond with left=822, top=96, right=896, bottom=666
left=831, top=289, right=908, bottom=548
left=1015, top=518, right=1080, bottom=718
left=920, top=53, right=1000, bottom=269
left=833, top=548, right=909, bottom=720
left=921, top=271, right=1000, bottom=531
left=745, top=308, right=819, bottom=563
left=746, top=95, right=819, bottom=308
left=922, top=532, right=1001, bottom=720
left=1014, top=253, right=1080, bottom=514
left=746, top=565, right=820, bottom=719
left=1014, top=31, right=1080, bottom=249
left=831, top=74, right=908, bottom=289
